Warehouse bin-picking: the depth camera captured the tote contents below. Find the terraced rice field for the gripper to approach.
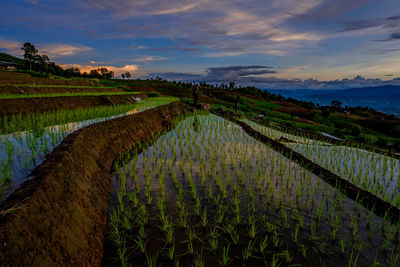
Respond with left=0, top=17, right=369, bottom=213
left=104, top=114, right=400, bottom=266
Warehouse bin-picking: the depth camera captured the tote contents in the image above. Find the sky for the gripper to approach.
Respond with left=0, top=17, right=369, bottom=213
left=1, top=0, right=400, bottom=89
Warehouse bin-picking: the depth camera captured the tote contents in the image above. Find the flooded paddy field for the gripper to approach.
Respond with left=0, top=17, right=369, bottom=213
left=104, top=114, right=400, bottom=266
left=243, top=119, right=400, bottom=208
left=0, top=97, right=178, bottom=200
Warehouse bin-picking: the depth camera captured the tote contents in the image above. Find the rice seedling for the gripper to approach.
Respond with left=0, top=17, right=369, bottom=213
left=0, top=97, right=178, bottom=200
left=103, top=113, right=400, bottom=266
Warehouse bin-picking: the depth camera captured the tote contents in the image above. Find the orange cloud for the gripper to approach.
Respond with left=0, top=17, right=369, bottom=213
left=41, top=44, right=92, bottom=58
left=0, top=38, right=23, bottom=56
left=60, top=64, right=141, bottom=76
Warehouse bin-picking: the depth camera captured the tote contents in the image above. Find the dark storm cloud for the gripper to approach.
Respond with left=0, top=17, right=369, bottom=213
left=339, top=20, right=382, bottom=32
left=288, top=0, right=370, bottom=23
left=149, top=70, right=400, bottom=90
left=205, top=66, right=277, bottom=81
left=147, top=72, right=203, bottom=81
left=390, top=32, right=400, bottom=39
left=386, top=15, right=400, bottom=20
left=373, top=48, right=400, bottom=55
left=149, top=65, right=278, bottom=82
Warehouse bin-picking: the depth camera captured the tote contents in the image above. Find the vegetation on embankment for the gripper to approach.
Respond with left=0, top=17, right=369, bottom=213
left=1, top=69, right=399, bottom=152
left=0, top=91, right=144, bottom=99
left=0, top=94, right=146, bottom=117
left=0, top=101, right=192, bottom=266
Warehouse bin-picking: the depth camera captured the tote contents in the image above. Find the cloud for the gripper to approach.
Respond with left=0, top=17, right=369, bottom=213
left=287, top=0, right=370, bottom=23
left=154, top=45, right=202, bottom=53
left=149, top=66, right=400, bottom=89
left=147, top=72, right=203, bottom=81
left=133, top=55, right=167, bottom=63
left=131, top=45, right=149, bottom=50
left=373, top=48, right=400, bottom=55
left=390, top=32, right=400, bottom=39
left=339, top=20, right=382, bottom=32
left=0, top=38, right=93, bottom=59
left=205, top=66, right=277, bottom=81
left=387, top=15, right=400, bottom=21
left=149, top=65, right=279, bottom=82
left=60, top=64, right=140, bottom=76
left=40, top=44, right=93, bottom=58
left=82, top=0, right=207, bottom=16
left=79, top=0, right=325, bottom=57
left=269, top=33, right=321, bottom=42
left=0, top=38, right=23, bottom=55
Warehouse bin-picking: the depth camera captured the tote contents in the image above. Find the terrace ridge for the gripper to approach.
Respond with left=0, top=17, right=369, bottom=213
left=0, top=101, right=191, bottom=266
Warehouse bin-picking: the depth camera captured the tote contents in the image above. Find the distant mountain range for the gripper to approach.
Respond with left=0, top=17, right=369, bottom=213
left=269, top=85, right=400, bottom=117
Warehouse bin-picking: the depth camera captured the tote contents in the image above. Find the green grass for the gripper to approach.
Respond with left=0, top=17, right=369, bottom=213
left=0, top=91, right=143, bottom=99
left=0, top=96, right=179, bottom=134
left=0, top=84, right=117, bottom=89
left=242, top=97, right=280, bottom=109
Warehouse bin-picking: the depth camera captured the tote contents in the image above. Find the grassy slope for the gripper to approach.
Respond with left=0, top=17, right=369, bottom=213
left=0, top=53, right=25, bottom=67
left=1, top=71, right=399, bottom=151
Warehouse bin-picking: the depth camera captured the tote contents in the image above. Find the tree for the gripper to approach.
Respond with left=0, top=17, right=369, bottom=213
left=89, top=69, right=100, bottom=78
left=330, top=100, right=342, bottom=110
left=21, top=42, right=38, bottom=70
left=121, top=73, right=125, bottom=79
left=64, top=67, right=81, bottom=78
left=124, top=72, right=131, bottom=79
left=97, top=67, right=114, bottom=79
left=36, top=54, right=49, bottom=72
left=351, top=124, right=362, bottom=137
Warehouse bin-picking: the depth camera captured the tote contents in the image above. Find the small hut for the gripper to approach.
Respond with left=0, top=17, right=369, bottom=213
left=0, top=61, right=17, bottom=71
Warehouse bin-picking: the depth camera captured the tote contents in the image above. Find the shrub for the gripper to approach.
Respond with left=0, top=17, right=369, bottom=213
left=146, top=92, right=160, bottom=97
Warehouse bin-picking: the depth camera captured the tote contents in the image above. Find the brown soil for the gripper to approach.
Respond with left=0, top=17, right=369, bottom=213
left=271, top=101, right=314, bottom=118
left=0, top=94, right=149, bottom=117
left=127, top=84, right=157, bottom=92
left=0, top=101, right=192, bottom=266
left=0, top=85, right=125, bottom=94
left=294, top=117, right=323, bottom=126
left=0, top=72, right=102, bottom=86
left=214, top=110, right=400, bottom=223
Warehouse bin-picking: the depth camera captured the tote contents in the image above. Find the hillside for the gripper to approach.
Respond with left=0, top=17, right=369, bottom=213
left=273, top=85, right=400, bottom=116
left=0, top=53, right=25, bottom=67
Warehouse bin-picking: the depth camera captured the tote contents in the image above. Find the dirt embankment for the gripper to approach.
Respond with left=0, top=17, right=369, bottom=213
left=272, top=101, right=315, bottom=119
left=0, top=94, right=149, bottom=117
left=0, top=72, right=102, bottom=86
left=0, top=101, right=191, bottom=266
left=127, top=84, right=157, bottom=92
left=0, top=85, right=125, bottom=95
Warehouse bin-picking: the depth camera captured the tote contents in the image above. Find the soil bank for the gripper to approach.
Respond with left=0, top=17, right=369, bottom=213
left=0, top=101, right=191, bottom=266
left=0, top=94, right=149, bottom=117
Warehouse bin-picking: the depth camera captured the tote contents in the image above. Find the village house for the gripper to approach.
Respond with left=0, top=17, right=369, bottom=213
left=0, top=61, right=17, bottom=71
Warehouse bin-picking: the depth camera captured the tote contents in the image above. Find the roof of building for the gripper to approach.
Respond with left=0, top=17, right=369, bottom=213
left=0, top=61, right=17, bottom=65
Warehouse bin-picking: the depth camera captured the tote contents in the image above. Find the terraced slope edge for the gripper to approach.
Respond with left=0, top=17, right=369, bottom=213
left=0, top=101, right=191, bottom=266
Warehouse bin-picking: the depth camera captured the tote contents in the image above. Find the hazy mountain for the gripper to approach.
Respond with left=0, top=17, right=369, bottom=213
left=269, top=85, right=400, bottom=117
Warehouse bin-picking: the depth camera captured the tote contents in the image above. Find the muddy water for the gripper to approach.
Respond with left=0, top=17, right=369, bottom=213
left=106, top=114, right=400, bottom=266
